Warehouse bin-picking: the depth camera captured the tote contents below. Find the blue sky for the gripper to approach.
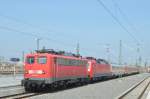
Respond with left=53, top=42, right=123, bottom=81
left=0, top=0, right=149, bottom=65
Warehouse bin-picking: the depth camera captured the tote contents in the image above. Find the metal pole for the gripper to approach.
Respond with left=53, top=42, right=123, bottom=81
left=37, top=38, right=41, bottom=50
left=22, top=51, right=24, bottom=74
left=136, top=43, right=141, bottom=67
left=106, top=44, right=110, bottom=63
left=22, top=51, right=24, bottom=63
left=119, top=40, right=122, bottom=65
left=76, top=43, right=80, bottom=56
left=144, top=60, right=147, bottom=72
left=13, top=64, right=16, bottom=77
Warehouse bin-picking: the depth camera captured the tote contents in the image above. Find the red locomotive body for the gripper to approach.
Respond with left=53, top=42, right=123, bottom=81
left=22, top=50, right=88, bottom=91
left=24, top=53, right=52, bottom=79
left=87, top=58, right=112, bottom=80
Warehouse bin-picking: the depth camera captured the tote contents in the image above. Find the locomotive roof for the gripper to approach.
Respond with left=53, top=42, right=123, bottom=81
left=86, top=56, right=109, bottom=64
left=26, top=49, right=87, bottom=60
left=35, top=49, right=81, bottom=58
left=26, top=49, right=108, bottom=62
left=26, top=53, right=88, bottom=61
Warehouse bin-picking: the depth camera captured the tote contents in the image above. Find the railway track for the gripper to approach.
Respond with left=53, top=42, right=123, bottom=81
left=117, top=76, right=150, bottom=99
left=0, top=85, right=26, bottom=98
left=0, top=74, right=148, bottom=99
left=0, top=92, right=41, bottom=99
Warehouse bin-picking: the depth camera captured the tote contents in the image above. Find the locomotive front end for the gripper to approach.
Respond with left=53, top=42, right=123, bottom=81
left=22, top=53, right=53, bottom=91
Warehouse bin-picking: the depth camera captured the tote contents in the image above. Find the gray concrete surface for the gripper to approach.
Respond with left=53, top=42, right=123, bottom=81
left=0, top=86, right=25, bottom=97
left=118, top=77, right=150, bottom=99
left=0, top=74, right=23, bottom=87
left=29, top=73, right=150, bottom=99
left=141, top=79, right=150, bottom=99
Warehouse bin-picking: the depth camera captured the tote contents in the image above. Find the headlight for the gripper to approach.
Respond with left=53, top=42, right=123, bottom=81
left=28, top=70, right=45, bottom=74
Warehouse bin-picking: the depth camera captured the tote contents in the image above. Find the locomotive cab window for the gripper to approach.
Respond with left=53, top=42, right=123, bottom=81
left=26, top=57, right=34, bottom=64
left=38, top=57, right=47, bottom=64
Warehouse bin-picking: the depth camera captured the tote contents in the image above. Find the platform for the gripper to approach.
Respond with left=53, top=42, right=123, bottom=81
left=0, top=74, right=23, bottom=87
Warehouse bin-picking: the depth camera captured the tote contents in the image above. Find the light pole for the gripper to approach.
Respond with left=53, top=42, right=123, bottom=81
left=36, top=38, right=41, bottom=50
left=13, top=63, right=16, bottom=77
left=76, top=43, right=80, bottom=56
left=106, top=44, right=110, bottom=63
left=22, top=51, right=24, bottom=63
left=136, top=43, right=141, bottom=67
left=119, top=40, right=122, bottom=65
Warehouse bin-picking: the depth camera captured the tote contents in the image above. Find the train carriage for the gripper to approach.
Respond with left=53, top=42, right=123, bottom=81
left=111, top=64, right=139, bottom=77
left=124, top=66, right=139, bottom=75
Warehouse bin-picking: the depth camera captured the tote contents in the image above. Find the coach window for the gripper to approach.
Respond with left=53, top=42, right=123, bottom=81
left=71, top=60, right=74, bottom=66
left=56, top=58, right=61, bottom=65
left=73, top=60, right=76, bottom=66
left=26, top=57, right=34, bottom=64
left=63, top=59, right=68, bottom=65
left=38, top=57, right=47, bottom=64
left=77, top=60, right=80, bottom=65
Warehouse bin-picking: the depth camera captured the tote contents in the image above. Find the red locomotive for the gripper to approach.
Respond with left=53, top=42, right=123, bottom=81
left=22, top=49, right=89, bottom=91
left=86, top=57, right=112, bottom=81
left=22, top=49, right=139, bottom=91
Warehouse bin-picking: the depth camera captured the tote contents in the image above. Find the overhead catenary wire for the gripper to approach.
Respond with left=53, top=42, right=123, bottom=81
left=111, top=0, right=136, bottom=29
left=96, top=0, right=140, bottom=44
left=0, top=24, right=120, bottom=63
left=0, top=26, right=39, bottom=38
left=0, top=13, right=82, bottom=51
left=111, top=0, right=142, bottom=44
left=0, top=13, right=93, bottom=52
left=0, top=13, right=72, bottom=40
left=0, top=2, right=140, bottom=61
left=0, top=25, right=75, bottom=47
left=0, top=25, right=99, bottom=56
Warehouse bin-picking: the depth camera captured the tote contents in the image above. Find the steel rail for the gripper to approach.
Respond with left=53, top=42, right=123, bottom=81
left=0, top=85, right=21, bottom=89
left=117, top=76, right=150, bottom=99
left=0, top=92, right=41, bottom=99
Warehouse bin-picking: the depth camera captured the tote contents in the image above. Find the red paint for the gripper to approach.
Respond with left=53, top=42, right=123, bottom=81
left=24, top=53, right=88, bottom=80
left=24, top=52, right=138, bottom=82
left=24, top=53, right=52, bottom=78
left=87, top=59, right=112, bottom=79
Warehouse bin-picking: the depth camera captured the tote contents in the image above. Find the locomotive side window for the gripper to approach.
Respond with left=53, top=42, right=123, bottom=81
left=56, top=58, right=64, bottom=65
left=56, top=58, right=86, bottom=66
left=26, top=57, right=34, bottom=64
left=38, top=57, right=47, bottom=64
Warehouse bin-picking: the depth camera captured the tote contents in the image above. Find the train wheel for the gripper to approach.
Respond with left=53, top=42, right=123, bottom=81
left=24, top=84, right=31, bottom=92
